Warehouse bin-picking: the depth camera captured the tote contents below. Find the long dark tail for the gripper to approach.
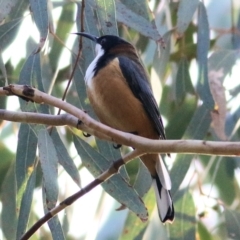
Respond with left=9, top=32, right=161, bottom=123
left=152, top=157, right=174, bottom=223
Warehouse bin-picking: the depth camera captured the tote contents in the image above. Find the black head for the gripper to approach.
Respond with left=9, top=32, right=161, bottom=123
left=74, top=32, right=131, bottom=53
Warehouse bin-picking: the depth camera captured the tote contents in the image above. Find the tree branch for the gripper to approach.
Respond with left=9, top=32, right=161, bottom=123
left=20, top=149, right=142, bottom=240
left=1, top=84, right=240, bottom=156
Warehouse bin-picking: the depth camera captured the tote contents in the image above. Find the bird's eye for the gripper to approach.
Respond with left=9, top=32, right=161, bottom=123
left=100, top=38, right=106, bottom=46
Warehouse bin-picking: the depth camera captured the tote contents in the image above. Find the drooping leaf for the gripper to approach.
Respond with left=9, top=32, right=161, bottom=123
left=153, top=30, right=172, bottom=83
left=1, top=162, right=17, bottom=240
left=120, top=0, right=151, bottom=21
left=42, top=187, right=65, bottom=240
left=177, top=0, right=199, bottom=35
left=0, top=18, right=23, bottom=50
left=121, top=188, right=156, bottom=240
left=197, top=2, right=214, bottom=108
left=209, top=157, right=236, bottom=205
left=49, top=2, right=75, bottom=70
left=133, top=161, right=152, bottom=198
left=15, top=124, right=37, bottom=191
left=95, top=0, right=118, bottom=35
left=170, top=155, right=193, bottom=196
left=51, top=127, right=81, bottom=187
left=168, top=189, right=196, bottom=240
left=73, top=135, right=148, bottom=221
left=165, top=95, right=197, bottom=140
left=197, top=221, right=214, bottom=240
left=38, top=129, right=59, bottom=210
left=29, top=0, right=48, bottom=45
left=16, top=168, right=36, bottom=239
left=185, top=103, right=212, bottom=139
left=18, top=51, right=49, bottom=114
left=175, top=57, right=195, bottom=103
left=225, top=209, right=240, bottom=239
left=116, top=1, right=162, bottom=41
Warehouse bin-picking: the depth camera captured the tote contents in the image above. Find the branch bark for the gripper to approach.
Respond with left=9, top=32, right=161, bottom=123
left=1, top=84, right=240, bottom=156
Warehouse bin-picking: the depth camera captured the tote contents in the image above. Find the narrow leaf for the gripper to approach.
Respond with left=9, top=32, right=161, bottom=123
left=15, top=124, right=37, bottom=191
left=177, top=0, right=199, bottom=35
left=168, top=189, right=196, bottom=240
left=16, top=169, right=36, bottom=239
left=225, top=209, right=240, bottom=239
left=0, top=18, right=23, bottom=50
left=42, top=188, right=65, bottom=240
left=96, top=0, right=118, bottom=35
left=197, top=2, right=214, bottom=107
left=116, top=1, right=162, bottom=41
left=29, top=0, right=48, bottom=45
left=120, top=0, right=151, bottom=21
left=175, top=57, right=195, bottom=102
left=185, top=103, right=212, bottom=139
left=73, top=135, right=148, bottom=221
left=51, top=128, right=81, bottom=187
left=153, top=30, right=172, bottom=83
left=0, top=0, right=19, bottom=22
left=38, top=129, right=58, bottom=210
left=19, top=52, right=49, bottom=114
left=170, top=155, right=193, bottom=196
left=133, top=161, right=152, bottom=198
left=1, top=163, right=17, bottom=240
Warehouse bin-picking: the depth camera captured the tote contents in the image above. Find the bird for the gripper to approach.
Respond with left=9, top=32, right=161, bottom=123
left=74, top=32, right=174, bottom=223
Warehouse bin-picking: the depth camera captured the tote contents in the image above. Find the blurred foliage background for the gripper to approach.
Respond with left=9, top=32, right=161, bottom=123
left=0, top=0, right=240, bottom=239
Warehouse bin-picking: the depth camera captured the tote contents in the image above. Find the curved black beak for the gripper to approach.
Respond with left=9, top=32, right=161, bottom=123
left=73, top=32, right=98, bottom=42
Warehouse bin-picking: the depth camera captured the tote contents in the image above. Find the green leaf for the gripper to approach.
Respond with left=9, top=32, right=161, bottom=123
left=15, top=124, right=37, bottom=191
left=116, top=1, right=162, bottom=41
left=29, top=0, right=48, bottom=42
left=121, top=188, right=156, bottom=240
left=49, top=2, right=75, bottom=70
left=165, top=96, right=197, bottom=139
left=38, top=129, right=58, bottom=210
left=73, top=135, right=148, bottom=221
left=170, top=155, right=193, bottom=196
left=177, top=0, right=199, bottom=35
left=197, top=2, right=214, bottom=107
left=0, top=18, right=23, bottom=50
left=0, top=141, right=14, bottom=190
left=168, top=189, right=196, bottom=240
left=1, top=162, right=17, bottom=240
left=42, top=188, right=65, bottom=240
left=19, top=52, right=49, bottom=114
left=175, top=57, right=195, bottom=103
left=208, top=50, right=238, bottom=80
left=96, top=0, right=118, bottom=35
left=209, top=157, right=236, bottom=205
left=133, top=161, right=152, bottom=198
left=153, top=30, right=172, bottom=83
left=16, top=169, right=36, bottom=239
left=0, top=0, right=22, bottom=22
left=51, top=127, right=81, bottom=187
left=185, top=103, right=212, bottom=139
left=197, top=221, right=214, bottom=240
left=225, top=209, right=240, bottom=239
left=120, top=0, right=151, bottom=21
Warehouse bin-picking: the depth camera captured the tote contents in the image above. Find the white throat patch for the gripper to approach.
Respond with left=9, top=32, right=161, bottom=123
left=85, top=43, right=104, bottom=86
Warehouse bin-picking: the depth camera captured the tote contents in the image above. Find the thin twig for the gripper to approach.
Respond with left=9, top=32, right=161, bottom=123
left=20, top=149, right=142, bottom=240
left=57, top=0, right=86, bottom=115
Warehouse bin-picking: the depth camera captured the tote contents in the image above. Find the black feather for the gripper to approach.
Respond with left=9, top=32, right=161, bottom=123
left=118, top=56, right=166, bottom=139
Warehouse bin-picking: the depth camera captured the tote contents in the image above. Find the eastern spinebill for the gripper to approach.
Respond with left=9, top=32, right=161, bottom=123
left=74, top=32, right=174, bottom=223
